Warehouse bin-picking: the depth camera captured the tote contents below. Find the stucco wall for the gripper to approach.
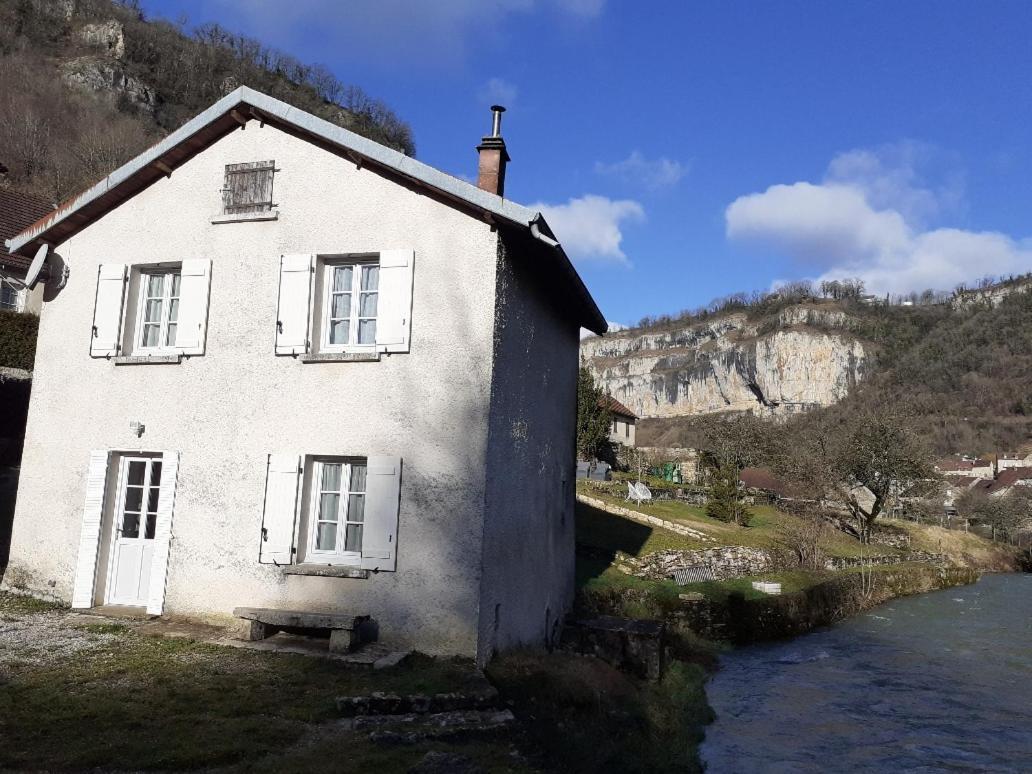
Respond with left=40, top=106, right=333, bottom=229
left=476, top=232, right=579, bottom=663
left=3, top=123, right=500, bottom=656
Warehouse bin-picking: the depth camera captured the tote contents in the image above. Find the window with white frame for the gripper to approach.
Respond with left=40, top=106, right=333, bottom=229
left=322, top=260, right=379, bottom=351
left=1, top=282, right=24, bottom=312
left=135, top=269, right=182, bottom=352
left=258, top=453, right=400, bottom=571
left=309, top=459, right=367, bottom=562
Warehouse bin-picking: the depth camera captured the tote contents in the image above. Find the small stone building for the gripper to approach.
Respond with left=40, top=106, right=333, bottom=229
left=1, top=87, right=606, bottom=664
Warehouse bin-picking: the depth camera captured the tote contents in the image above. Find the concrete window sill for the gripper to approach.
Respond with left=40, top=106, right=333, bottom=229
left=113, top=355, right=182, bottom=365
left=300, top=352, right=381, bottom=363
left=210, top=210, right=279, bottom=224
left=281, top=564, right=369, bottom=579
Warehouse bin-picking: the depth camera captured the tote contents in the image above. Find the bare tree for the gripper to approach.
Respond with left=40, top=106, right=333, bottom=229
left=777, top=410, right=934, bottom=542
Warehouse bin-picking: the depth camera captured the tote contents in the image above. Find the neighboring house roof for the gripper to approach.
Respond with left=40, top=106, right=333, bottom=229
left=600, top=395, right=637, bottom=420
left=0, top=188, right=54, bottom=274
left=936, top=458, right=974, bottom=472
left=739, top=467, right=792, bottom=497
left=3, top=86, right=605, bottom=333
left=984, top=467, right=1032, bottom=495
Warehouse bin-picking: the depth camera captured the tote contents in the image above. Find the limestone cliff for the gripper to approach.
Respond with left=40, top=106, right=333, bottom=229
left=581, top=305, right=866, bottom=419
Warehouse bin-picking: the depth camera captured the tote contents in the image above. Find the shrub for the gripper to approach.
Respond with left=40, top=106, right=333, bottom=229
left=0, top=310, right=38, bottom=370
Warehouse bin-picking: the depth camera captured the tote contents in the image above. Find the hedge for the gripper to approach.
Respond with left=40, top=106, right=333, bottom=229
left=0, top=310, right=38, bottom=371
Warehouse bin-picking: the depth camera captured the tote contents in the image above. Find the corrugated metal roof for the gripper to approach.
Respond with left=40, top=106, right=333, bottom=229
left=4, top=86, right=606, bottom=333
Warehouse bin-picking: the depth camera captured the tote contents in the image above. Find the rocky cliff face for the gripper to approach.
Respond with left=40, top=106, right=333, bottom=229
left=581, top=305, right=866, bottom=419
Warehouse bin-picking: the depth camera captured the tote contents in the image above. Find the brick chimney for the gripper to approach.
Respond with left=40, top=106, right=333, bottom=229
left=477, top=105, right=510, bottom=197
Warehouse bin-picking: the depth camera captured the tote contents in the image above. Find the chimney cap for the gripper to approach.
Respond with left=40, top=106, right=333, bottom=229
left=491, top=104, right=507, bottom=113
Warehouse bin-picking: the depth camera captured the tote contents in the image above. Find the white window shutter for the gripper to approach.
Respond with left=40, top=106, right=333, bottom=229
left=375, top=250, right=414, bottom=353
left=174, top=259, right=212, bottom=355
left=146, top=451, right=180, bottom=616
left=90, top=264, right=127, bottom=358
left=361, top=456, right=401, bottom=571
left=259, top=453, right=301, bottom=564
left=275, top=254, right=314, bottom=355
left=71, top=450, right=111, bottom=609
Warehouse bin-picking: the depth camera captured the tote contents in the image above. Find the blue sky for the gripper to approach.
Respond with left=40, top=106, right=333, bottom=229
left=142, top=1, right=1032, bottom=327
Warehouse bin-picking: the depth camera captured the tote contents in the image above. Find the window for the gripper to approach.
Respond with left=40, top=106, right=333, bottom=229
left=259, top=453, right=400, bottom=571
left=322, top=260, right=379, bottom=351
left=309, top=459, right=367, bottom=562
left=222, top=161, right=275, bottom=215
left=135, top=269, right=181, bottom=352
left=0, top=282, right=24, bottom=312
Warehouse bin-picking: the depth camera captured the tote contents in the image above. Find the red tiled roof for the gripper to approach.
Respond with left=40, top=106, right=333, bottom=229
left=739, top=467, right=792, bottom=496
left=985, top=467, right=1032, bottom=495
left=936, top=458, right=974, bottom=472
left=599, top=395, right=637, bottom=419
left=0, top=189, right=54, bottom=274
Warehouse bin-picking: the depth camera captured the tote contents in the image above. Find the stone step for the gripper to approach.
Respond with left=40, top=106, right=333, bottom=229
left=340, top=708, right=516, bottom=746
left=336, top=674, right=500, bottom=717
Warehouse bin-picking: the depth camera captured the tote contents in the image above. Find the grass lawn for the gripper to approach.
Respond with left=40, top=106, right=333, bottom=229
left=577, top=481, right=884, bottom=560
left=0, top=593, right=524, bottom=772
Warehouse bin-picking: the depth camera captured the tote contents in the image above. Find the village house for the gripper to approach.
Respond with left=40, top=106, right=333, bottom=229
left=1, top=188, right=57, bottom=563
left=0, top=87, right=606, bottom=664
left=602, top=395, right=637, bottom=448
left=0, top=188, right=54, bottom=315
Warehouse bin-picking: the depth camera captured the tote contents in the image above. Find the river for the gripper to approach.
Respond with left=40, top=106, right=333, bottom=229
left=700, top=573, right=1032, bottom=773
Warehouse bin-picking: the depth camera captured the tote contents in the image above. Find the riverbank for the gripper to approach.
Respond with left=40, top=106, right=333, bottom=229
left=701, top=573, right=1032, bottom=772
left=572, top=484, right=1022, bottom=771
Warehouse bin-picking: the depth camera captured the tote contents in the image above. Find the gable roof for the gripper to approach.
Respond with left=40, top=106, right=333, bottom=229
left=985, top=467, right=1032, bottom=495
left=0, top=188, right=54, bottom=274
left=600, top=395, right=637, bottom=419
left=4, top=86, right=606, bottom=334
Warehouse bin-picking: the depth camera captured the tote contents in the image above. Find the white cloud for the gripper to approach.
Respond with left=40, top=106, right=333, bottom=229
left=725, top=145, right=1032, bottom=296
left=595, top=150, right=688, bottom=190
left=531, top=195, right=645, bottom=265
left=210, top=0, right=602, bottom=64
left=479, top=77, right=517, bottom=107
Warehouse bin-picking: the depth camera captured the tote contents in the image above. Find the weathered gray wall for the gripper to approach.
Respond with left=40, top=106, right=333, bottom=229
left=3, top=123, right=499, bottom=657
left=476, top=232, right=579, bottom=664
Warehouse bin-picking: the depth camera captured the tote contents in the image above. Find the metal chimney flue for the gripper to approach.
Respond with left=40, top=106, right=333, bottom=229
left=490, top=105, right=505, bottom=138
left=477, top=105, right=510, bottom=197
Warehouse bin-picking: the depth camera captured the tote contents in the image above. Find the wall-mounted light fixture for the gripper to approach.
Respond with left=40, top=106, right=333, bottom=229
left=130, top=420, right=145, bottom=437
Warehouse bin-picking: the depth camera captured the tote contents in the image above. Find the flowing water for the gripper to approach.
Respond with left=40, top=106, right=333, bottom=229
left=701, top=573, right=1032, bottom=773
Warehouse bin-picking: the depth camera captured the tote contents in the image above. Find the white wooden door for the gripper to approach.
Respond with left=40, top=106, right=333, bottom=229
left=106, top=457, right=162, bottom=607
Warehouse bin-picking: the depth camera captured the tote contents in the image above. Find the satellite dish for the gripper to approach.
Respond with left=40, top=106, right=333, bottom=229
left=24, top=243, right=48, bottom=289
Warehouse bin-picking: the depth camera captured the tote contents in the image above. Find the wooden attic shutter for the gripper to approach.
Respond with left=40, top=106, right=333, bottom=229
left=223, top=161, right=275, bottom=214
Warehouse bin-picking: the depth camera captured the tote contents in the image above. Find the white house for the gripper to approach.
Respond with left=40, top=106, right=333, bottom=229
left=1, top=87, right=606, bottom=664
left=602, top=395, right=637, bottom=448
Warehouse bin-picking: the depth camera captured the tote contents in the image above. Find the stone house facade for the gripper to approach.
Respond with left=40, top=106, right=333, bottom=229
left=1, top=87, right=605, bottom=664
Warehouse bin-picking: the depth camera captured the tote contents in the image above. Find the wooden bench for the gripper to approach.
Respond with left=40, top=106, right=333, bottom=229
left=233, top=607, right=372, bottom=653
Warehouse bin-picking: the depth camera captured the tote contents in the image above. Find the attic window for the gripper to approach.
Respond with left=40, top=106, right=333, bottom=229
left=213, top=161, right=279, bottom=223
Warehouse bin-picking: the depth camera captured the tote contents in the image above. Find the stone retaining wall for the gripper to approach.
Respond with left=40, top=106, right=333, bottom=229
left=618, top=546, right=776, bottom=581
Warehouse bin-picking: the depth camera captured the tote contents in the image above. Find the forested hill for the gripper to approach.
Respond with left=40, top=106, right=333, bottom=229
left=0, top=0, right=414, bottom=202
left=587, top=278, right=1032, bottom=456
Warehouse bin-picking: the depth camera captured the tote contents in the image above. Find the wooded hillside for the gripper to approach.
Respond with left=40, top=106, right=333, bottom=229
left=0, top=0, right=414, bottom=202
